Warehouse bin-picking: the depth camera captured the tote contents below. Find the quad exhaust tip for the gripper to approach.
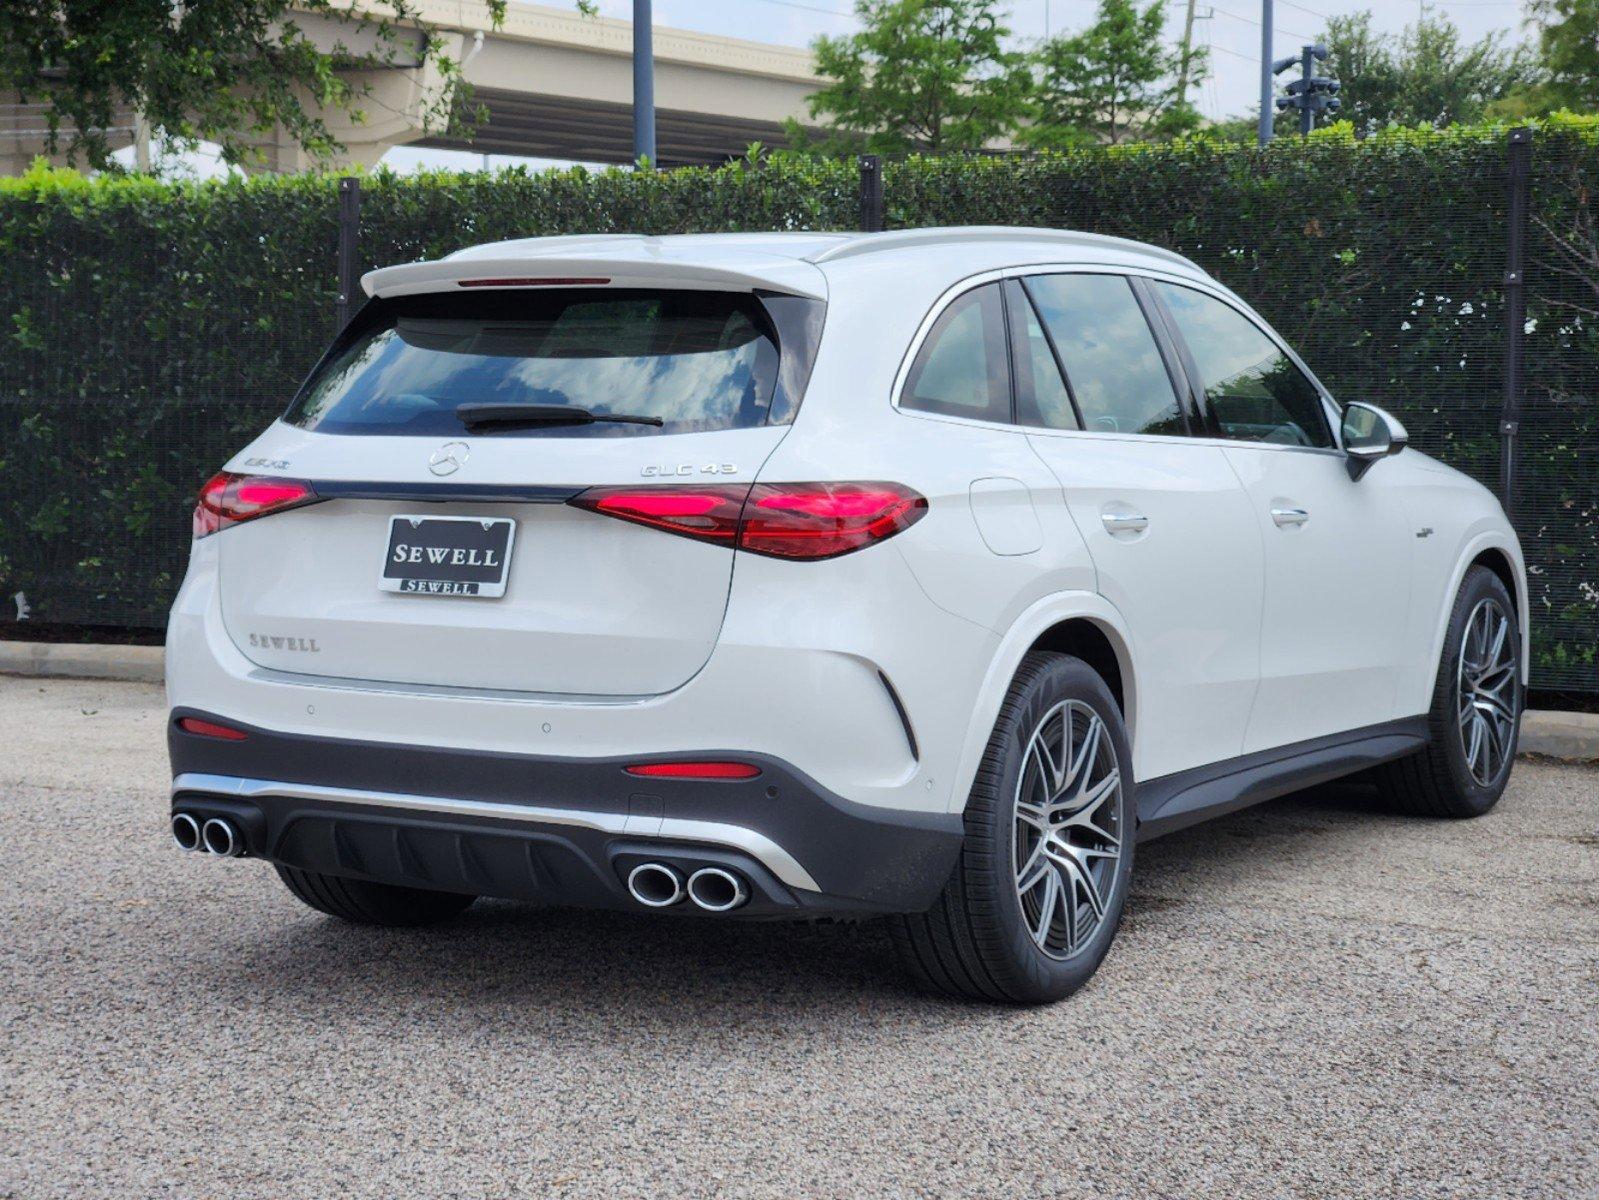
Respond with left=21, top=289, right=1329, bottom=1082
left=687, top=867, right=750, bottom=913
left=627, top=862, right=685, bottom=908
left=171, top=812, right=201, bottom=852
left=200, top=817, right=245, bottom=858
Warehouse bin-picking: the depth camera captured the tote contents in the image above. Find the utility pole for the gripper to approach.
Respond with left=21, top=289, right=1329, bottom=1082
left=1176, top=0, right=1198, bottom=109
left=632, top=0, right=656, bottom=167
left=1257, top=0, right=1274, bottom=145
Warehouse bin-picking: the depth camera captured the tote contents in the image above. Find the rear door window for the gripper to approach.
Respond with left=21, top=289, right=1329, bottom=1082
left=286, top=289, right=786, bottom=437
left=1023, top=274, right=1187, bottom=437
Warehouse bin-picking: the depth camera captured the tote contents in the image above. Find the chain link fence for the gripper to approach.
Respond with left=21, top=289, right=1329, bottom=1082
left=0, top=129, right=1594, bottom=690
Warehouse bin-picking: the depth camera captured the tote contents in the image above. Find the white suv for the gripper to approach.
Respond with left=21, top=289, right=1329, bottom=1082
left=166, top=227, right=1525, bottom=1003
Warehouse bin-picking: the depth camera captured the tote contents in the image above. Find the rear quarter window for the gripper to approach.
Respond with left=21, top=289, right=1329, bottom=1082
left=286, top=289, right=811, bottom=437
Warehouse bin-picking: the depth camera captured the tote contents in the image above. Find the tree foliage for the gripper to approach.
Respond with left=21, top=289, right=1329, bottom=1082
left=805, top=0, right=1032, bottom=154
left=0, top=0, right=589, bottom=170
left=1022, top=0, right=1203, bottom=148
left=1320, top=10, right=1537, bottom=131
left=1517, top=0, right=1599, bottom=114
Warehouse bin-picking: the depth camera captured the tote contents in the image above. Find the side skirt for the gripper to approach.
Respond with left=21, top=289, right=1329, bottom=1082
left=1135, top=717, right=1430, bottom=841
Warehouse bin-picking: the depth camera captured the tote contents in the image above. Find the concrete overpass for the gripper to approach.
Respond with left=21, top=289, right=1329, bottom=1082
left=2, top=2, right=826, bottom=174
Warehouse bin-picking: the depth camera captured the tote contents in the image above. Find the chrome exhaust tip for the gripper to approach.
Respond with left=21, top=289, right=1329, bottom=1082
left=626, top=862, right=685, bottom=908
left=200, top=817, right=244, bottom=858
left=171, top=812, right=201, bottom=852
left=686, top=867, right=749, bottom=913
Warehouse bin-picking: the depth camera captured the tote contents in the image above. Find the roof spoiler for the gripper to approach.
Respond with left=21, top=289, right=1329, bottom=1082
left=362, top=256, right=827, bottom=301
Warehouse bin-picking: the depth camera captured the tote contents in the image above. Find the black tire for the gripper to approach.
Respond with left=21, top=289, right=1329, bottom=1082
left=1372, top=565, right=1521, bottom=818
left=891, top=652, right=1135, bottom=1004
left=275, top=865, right=477, bottom=927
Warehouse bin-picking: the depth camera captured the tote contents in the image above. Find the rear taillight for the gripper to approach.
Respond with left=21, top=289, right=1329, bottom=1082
left=569, top=482, right=926, bottom=561
left=193, top=471, right=320, bottom=538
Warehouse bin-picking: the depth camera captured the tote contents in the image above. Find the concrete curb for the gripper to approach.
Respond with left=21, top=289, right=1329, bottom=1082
left=1518, top=709, right=1599, bottom=764
left=0, top=640, right=165, bottom=685
left=1, top=640, right=1596, bottom=763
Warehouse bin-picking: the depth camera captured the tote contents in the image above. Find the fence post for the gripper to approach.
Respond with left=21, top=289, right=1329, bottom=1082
left=858, top=155, right=884, bottom=233
left=1500, top=127, right=1532, bottom=520
left=335, top=176, right=363, bottom=331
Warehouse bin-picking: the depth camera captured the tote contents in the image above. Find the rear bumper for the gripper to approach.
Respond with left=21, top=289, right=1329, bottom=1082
left=168, top=711, right=964, bottom=916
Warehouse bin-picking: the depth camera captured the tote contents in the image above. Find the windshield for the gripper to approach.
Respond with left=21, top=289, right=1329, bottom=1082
left=285, top=289, right=783, bottom=437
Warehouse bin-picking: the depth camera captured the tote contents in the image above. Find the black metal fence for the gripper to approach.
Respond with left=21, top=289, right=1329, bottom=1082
left=0, top=128, right=1594, bottom=690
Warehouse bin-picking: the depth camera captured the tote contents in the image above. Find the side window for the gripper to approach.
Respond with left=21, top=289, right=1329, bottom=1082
left=1004, top=279, right=1079, bottom=430
left=1153, top=282, right=1333, bottom=449
left=1023, top=274, right=1186, bottom=436
left=901, top=284, right=1011, bottom=423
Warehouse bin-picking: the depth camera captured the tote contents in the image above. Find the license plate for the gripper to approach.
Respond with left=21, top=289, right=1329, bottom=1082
left=380, top=515, right=516, bottom=598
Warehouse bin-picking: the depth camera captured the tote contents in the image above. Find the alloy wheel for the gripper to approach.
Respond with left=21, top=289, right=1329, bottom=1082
left=1013, top=700, right=1123, bottom=960
left=1457, top=597, right=1518, bottom=787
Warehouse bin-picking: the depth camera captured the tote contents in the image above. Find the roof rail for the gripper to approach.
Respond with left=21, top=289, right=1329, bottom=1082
left=805, top=226, right=1204, bottom=274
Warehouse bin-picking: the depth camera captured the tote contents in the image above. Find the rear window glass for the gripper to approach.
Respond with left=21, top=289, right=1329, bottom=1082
left=285, top=289, right=783, bottom=437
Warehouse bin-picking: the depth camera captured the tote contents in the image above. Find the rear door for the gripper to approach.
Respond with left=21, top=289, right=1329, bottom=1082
left=217, top=287, right=818, bottom=696
left=1016, top=271, right=1265, bottom=782
left=1148, top=280, right=1412, bottom=751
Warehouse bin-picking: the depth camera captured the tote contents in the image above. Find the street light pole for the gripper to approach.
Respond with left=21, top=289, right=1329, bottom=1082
left=633, top=0, right=656, bottom=167
left=1258, top=0, right=1274, bottom=145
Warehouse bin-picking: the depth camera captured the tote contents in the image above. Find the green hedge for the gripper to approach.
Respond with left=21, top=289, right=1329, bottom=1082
left=1, top=120, right=1595, bottom=689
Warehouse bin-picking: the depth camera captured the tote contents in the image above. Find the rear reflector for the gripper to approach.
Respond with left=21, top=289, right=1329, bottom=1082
left=194, top=471, right=320, bottom=538
left=625, top=761, right=762, bottom=780
left=569, top=482, right=927, bottom=561
left=176, top=717, right=249, bottom=741
left=457, top=277, right=611, bottom=288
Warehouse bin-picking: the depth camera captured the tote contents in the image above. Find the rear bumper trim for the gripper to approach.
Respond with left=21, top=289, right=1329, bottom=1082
left=171, top=771, right=820, bottom=891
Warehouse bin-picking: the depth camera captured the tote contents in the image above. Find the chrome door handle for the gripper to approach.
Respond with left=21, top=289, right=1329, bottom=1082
left=1101, top=510, right=1149, bottom=534
left=1271, top=506, right=1310, bottom=527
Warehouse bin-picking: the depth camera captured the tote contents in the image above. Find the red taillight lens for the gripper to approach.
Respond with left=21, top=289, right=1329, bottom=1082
left=569, top=482, right=926, bottom=561
left=570, top=484, right=749, bottom=544
left=193, top=471, right=319, bottom=538
left=625, top=761, right=761, bottom=780
left=176, top=717, right=249, bottom=741
left=741, top=482, right=927, bottom=560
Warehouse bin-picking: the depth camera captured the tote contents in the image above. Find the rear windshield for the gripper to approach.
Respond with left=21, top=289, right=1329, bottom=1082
left=285, top=289, right=788, bottom=437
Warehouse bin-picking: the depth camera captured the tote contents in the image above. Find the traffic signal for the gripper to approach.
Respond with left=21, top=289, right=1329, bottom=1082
left=1274, top=44, right=1342, bottom=136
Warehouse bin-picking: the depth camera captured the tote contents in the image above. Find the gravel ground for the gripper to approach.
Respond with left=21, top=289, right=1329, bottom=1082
left=2, top=677, right=1595, bottom=1200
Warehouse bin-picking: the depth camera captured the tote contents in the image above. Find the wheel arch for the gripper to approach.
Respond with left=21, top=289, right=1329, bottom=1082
left=1431, top=531, right=1530, bottom=693
left=947, top=593, right=1139, bottom=814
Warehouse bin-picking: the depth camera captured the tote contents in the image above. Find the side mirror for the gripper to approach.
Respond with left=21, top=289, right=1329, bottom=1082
left=1341, top=402, right=1408, bottom=481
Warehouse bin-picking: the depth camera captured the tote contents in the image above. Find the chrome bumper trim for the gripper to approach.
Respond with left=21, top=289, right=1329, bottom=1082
left=171, top=771, right=820, bottom=892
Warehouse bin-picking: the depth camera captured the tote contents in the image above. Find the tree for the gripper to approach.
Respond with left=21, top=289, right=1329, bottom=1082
left=1320, top=10, right=1536, bottom=131
left=1514, top=0, right=1599, bottom=114
left=0, top=1, right=594, bottom=171
left=805, top=0, right=1032, bottom=154
left=1022, top=0, right=1204, bottom=148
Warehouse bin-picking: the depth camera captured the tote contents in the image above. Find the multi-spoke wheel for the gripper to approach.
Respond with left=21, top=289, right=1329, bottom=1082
left=891, top=652, right=1135, bottom=1004
left=1013, top=701, right=1122, bottom=960
left=1373, top=565, right=1521, bottom=818
left=1457, top=597, right=1517, bottom=787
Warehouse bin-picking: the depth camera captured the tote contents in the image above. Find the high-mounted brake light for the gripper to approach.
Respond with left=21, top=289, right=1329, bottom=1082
left=569, top=482, right=927, bottom=561
left=176, top=717, right=249, bottom=741
left=193, top=471, right=320, bottom=538
left=457, top=277, right=611, bottom=288
left=625, top=761, right=762, bottom=780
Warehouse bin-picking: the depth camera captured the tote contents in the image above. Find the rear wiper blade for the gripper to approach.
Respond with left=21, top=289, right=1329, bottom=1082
left=454, top=403, right=664, bottom=429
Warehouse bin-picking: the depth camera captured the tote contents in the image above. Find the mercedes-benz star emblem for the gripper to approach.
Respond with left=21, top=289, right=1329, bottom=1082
left=428, top=441, right=469, bottom=477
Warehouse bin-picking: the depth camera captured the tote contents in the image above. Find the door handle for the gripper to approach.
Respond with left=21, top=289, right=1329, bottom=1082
left=1271, top=506, right=1310, bottom=527
left=1101, top=509, right=1149, bottom=534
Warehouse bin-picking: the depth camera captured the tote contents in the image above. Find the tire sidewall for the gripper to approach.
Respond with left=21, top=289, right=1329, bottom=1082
left=970, top=656, right=1136, bottom=1002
